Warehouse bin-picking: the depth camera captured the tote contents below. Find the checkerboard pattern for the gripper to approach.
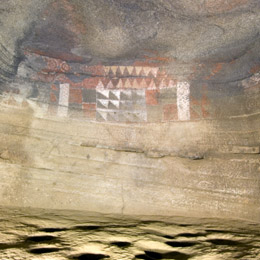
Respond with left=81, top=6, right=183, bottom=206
left=96, top=89, right=147, bottom=123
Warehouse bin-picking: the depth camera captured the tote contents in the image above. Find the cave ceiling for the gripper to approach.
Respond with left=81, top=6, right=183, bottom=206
left=0, top=0, right=259, bottom=85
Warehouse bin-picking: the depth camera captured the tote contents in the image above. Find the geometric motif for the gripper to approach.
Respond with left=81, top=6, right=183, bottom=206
left=57, top=83, right=69, bottom=117
left=26, top=52, right=194, bottom=122
left=82, top=89, right=96, bottom=103
left=177, top=82, right=190, bottom=121
left=103, top=66, right=159, bottom=78
left=96, top=89, right=147, bottom=123
left=22, top=51, right=201, bottom=123
left=95, top=78, right=159, bottom=90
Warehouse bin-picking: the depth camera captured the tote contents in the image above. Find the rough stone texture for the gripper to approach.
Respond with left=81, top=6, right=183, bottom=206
left=1, top=207, right=260, bottom=260
left=0, top=0, right=259, bottom=222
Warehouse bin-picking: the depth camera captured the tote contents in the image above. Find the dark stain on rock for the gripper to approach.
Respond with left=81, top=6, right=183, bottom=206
left=160, top=251, right=191, bottom=260
left=175, top=232, right=206, bottom=238
left=22, top=1, right=78, bottom=60
left=163, top=235, right=175, bottom=239
left=135, top=253, right=154, bottom=260
left=166, top=241, right=198, bottom=247
left=110, top=241, right=131, bottom=248
left=29, top=247, right=61, bottom=254
left=69, top=253, right=110, bottom=260
left=136, top=250, right=191, bottom=260
left=25, top=235, right=59, bottom=243
left=206, top=238, right=247, bottom=247
left=0, top=242, right=15, bottom=250
left=206, top=229, right=236, bottom=234
left=73, top=225, right=101, bottom=231
left=38, top=227, right=68, bottom=233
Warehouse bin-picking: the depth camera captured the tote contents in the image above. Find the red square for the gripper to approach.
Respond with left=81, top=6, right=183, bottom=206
left=163, top=104, right=178, bottom=121
left=146, top=90, right=159, bottom=105
left=82, top=78, right=99, bottom=89
left=50, top=91, right=58, bottom=103
left=51, top=84, right=58, bottom=91
left=86, top=65, right=105, bottom=76
left=69, top=88, right=82, bottom=104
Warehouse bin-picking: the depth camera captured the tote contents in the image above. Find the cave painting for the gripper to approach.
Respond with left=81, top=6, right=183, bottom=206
left=24, top=53, right=196, bottom=123
left=53, top=67, right=191, bottom=123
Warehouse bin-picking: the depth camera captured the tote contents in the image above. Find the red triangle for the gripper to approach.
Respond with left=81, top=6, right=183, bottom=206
left=131, top=67, right=137, bottom=77
left=111, top=79, right=119, bottom=87
left=123, top=67, right=129, bottom=77
left=116, top=67, right=122, bottom=77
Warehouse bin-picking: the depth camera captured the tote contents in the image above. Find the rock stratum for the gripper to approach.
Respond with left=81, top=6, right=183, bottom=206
left=0, top=0, right=259, bottom=221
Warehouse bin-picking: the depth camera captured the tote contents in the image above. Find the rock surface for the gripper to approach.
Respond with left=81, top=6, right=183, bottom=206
left=0, top=0, right=259, bottom=221
left=0, top=206, right=260, bottom=260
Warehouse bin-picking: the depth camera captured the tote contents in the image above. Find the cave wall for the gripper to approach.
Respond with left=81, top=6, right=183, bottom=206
left=0, top=0, right=259, bottom=221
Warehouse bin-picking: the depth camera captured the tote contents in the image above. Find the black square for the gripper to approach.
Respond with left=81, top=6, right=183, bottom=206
left=82, top=89, right=96, bottom=103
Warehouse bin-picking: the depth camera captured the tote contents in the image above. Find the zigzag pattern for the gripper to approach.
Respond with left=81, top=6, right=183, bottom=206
left=95, top=79, right=176, bottom=90
left=104, top=66, right=159, bottom=78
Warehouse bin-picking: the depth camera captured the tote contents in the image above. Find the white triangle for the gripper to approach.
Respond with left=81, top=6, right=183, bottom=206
left=96, top=80, right=104, bottom=89
left=168, top=80, right=176, bottom=88
left=119, top=66, right=125, bottom=75
left=106, top=81, right=114, bottom=89
left=97, top=111, right=107, bottom=121
left=111, top=90, right=120, bottom=99
left=97, top=99, right=109, bottom=108
left=158, top=79, right=165, bottom=89
left=151, top=68, right=159, bottom=77
left=142, top=67, right=151, bottom=76
left=104, top=67, right=110, bottom=75
left=117, top=79, right=123, bottom=89
left=97, top=89, right=109, bottom=98
left=124, top=79, right=132, bottom=88
left=121, top=89, right=132, bottom=97
left=132, top=79, right=139, bottom=88
left=141, top=78, right=148, bottom=88
left=110, top=66, right=118, bottom=75
left=135, top=67, right=142, bottom=76
left=110, top=100, right=120, bottom=108
left=127, top=66, right=134, bottom=75
left=148, top=79, right=156, bottom=89
left=136, top=89, right=145, bottom=97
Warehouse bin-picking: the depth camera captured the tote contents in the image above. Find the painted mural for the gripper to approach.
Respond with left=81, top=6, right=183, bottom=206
left=6, top=51, right=215, bottom=123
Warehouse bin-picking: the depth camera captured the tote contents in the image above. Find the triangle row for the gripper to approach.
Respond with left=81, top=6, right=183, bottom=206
left=96, top=110, right=147, bottom=122
left=97, top=100, right=120, bottom=109
left=96, top=89, right=145, bottom=100
left=96, top=100, right=146, bottom=110
left=104, top=66, right=159, bottom=78
left=96, top=78, right=176, bottom=90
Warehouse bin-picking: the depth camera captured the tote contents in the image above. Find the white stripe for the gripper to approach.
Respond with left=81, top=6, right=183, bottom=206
left=58, top=83, right=69, bottom=117
left=177, top=82, right=190, bottom=121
